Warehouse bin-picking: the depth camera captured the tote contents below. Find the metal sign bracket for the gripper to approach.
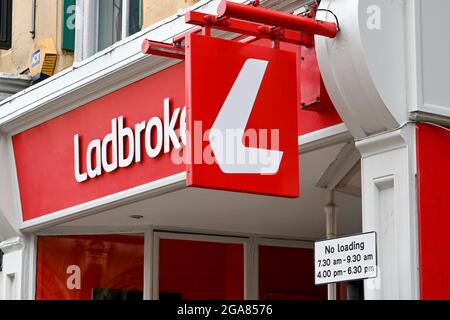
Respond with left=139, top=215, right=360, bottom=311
left=141, top=0, right=338, bottom=59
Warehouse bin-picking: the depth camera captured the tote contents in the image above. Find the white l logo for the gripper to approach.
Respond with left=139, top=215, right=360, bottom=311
left=209, top=59, right=283, bottom=174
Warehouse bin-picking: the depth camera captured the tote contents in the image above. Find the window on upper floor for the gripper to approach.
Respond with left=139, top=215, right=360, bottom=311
left=98, top=0, right=124, bottom=51
left=75, top=0, right=142, bottom=61
left=97, top=0, right=142, bottom=51
left=0, top=0, right=12, bottom=50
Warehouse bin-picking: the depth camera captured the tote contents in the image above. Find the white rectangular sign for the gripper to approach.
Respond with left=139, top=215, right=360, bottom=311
left=314, top=232, right=377, bottom=285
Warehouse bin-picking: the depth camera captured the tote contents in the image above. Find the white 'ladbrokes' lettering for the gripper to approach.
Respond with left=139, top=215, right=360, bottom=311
left=74, top=98, right=185, bottom=183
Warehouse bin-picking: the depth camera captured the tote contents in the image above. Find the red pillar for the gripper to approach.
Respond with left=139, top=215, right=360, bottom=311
left=416, top=123, right=450, bottom=299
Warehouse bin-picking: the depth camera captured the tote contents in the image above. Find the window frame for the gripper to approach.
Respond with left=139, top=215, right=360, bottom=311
left=255, top=238, right=321, bottom=300
left=32, top=229, right=149, bottom=300
left=75, top=0, right=142, bottom=62
left=30, top=226, right=319, bottom=300
left=153, top=232, right=250, bottom=300
left=0, top=0, right=12, bottom=50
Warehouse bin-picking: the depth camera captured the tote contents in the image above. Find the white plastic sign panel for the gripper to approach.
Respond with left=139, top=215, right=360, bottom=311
left=314, top=232, right=377, bottom=285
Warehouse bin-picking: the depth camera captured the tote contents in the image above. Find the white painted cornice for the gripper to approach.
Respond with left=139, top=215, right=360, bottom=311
left=355, top=124, right=413, bottom=158
left=0, top=73, right=32, bottom=102
left=0, top=237, right=24, bottom=254
left=316, top=0, right=409, bottom=139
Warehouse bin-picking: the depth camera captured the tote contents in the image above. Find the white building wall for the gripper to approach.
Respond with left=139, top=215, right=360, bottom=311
left=356, top=126, right=419, bottom=299
left=408, top=0, right=450, bottom=117
left=0, top=237, right=24, bottom=300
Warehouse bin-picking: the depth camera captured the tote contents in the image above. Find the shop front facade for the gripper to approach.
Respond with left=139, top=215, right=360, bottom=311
left=0, top=0, right=449, bottom=300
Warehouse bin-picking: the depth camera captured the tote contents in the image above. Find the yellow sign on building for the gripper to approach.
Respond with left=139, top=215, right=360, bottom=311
left=29, top=38, right=58, bottom=81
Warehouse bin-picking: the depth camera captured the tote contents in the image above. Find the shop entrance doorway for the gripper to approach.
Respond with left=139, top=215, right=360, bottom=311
left=34, top=138, right=363, bottom=300
left=153, top=233, right=326, bottom=300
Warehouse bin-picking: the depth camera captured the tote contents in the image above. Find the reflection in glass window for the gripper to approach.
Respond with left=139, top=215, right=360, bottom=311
left=128, top=0, right=142, bottom=36
left=36, top=234, right=144, bottom=300
left=97, top=0, right=142, bottom=52
left=98, top=0, right=123, bottom=51
left=159, top=239, right=244, bottom=300
left=259, top=245, right=327, bottom=300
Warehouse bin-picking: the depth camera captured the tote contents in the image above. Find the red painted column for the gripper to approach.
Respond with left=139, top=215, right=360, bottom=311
left=416, top=123, right=450, bottom=300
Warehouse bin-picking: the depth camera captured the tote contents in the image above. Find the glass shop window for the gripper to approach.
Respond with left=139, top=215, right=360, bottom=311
left=158, top=238, right=244, bottom=300
left=36, top=234, right=144, bottom=300
left=259, top=245, right=327, bottom=300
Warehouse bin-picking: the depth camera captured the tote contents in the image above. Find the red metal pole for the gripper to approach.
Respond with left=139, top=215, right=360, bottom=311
left=141, top=39, right=185, bottom=60
left=217, top=0, right=338, bottom=38
left=184, top=11, right=314, bottom=47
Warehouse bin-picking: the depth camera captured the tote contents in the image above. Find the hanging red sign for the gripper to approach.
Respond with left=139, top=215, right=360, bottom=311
left=185, top=33, right=299, bottom=197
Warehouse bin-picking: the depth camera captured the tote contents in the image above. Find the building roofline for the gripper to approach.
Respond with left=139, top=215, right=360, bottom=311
left=0, top=0, right=223, bottom=133
left=0, top=0, right=301, bottom=134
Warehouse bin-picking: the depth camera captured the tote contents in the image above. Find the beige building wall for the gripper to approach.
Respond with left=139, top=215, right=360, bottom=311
left=0, top=0, right=73, bottom=75
left=0, top=0, right=202, bottom=76
left=142, top=0, right=200, bottom=28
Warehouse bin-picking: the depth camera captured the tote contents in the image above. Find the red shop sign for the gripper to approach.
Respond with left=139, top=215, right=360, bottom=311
left=185, top=33, right=299, bottom=197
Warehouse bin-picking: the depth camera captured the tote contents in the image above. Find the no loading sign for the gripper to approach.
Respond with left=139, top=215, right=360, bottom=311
left=314, top=232, right=378, bottom=285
